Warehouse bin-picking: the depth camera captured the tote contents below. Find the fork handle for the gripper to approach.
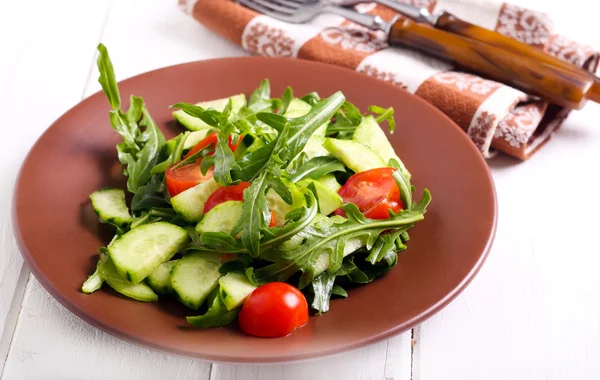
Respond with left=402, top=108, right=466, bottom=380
left=388, top=17, right=600, bottom=109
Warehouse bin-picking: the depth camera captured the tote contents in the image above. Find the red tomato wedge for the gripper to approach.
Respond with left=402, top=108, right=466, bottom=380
left=167, top=132, right=243, bottom=197
left=204, top=182, right=250, bottom=213
left=183, top=132, right=219, bottom=159
left=334, top=167, right=404, bottom=220
left=183, top=132, right=243, bottom=159
left=204, top=182, right=276, bottom=227
left=166, top=163, right=214, bottom=197
left=238, top=282, right=309, bottom=338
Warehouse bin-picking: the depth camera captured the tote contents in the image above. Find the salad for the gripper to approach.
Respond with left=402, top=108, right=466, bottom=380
left=82, top=44, right=431, bottom=338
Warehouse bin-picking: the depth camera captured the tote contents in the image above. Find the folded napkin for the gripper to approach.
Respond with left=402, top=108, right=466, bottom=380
left=178, top=0, right=599, bottom=160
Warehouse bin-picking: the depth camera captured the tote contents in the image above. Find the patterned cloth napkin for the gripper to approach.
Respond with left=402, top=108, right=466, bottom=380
left=178, top=0, right=599, bottom=160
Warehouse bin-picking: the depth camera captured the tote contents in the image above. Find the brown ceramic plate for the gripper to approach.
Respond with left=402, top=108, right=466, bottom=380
left=13, top=57, right=496, bottom=363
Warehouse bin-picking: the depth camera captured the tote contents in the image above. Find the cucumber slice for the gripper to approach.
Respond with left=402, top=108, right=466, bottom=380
left=196, top=200, right=243, bottom=235
left=82, top=253, right=107, bottom=294
left=353, top=115, right=411, bottom=178
left=266, top=180, right=306, bottom=227
left=89, top=188, right=132, bottom=228
left=219, top=272, right=257, bottom=310
left=183, top=129, right=214, bottom=150
left=297, top=179, right=343, bottom=216
left=99, top=257, right=158, bottom=302
left=323, top=138, right=386, bottom=173
left=317, top=174, right=341, bottom=192
left=173, top=94, right=246, bottom=131
left=171, top=178, right=223, bottom=222
left=284, top=98, right=312, bottom=118
left=145, top=260, right=179, bottom=295
left=171, top=252, right=224, bottom=310
left=108, top=222, right=189, bottom=284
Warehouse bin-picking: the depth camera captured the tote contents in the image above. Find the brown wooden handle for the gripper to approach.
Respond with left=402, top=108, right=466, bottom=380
left=388, top=17, right=596, bottom=109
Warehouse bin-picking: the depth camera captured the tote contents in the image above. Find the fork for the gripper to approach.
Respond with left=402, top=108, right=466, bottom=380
left=236, top=0, right=600, bottom=109
left=237, top=0, right=390, bottom=30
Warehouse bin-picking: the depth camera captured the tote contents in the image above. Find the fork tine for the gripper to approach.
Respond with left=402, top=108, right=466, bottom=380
left=237, top=0, right=290, bottom=19
left=249, top=0, right=296, bottom=14
left=270, top=0, right=302, bottom=7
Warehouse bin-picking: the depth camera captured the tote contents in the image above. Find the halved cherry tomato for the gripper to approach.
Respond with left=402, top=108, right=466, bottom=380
left=204, top=182, right=276, bottom=227
left=238, top=282, right=309, bottom=338
left=165, top=163, right=214, bottom=197
left=334, top=167, right=404, bottom=220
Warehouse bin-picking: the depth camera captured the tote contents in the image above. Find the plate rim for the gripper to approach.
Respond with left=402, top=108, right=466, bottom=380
left=12, top=56, right=498, bottom=364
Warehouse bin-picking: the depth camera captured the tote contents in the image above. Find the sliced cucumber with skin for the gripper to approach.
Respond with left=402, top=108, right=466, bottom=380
left=266, top=180, right=306, bottom=227
left=81, top=253, right=108, bottom=294
left=317, top=174, right=341, bottom=192
left=323, top=138, right=386, bottom=173
left=353, top=115, right=411, bottom=178
left=145, top=260, right=179, bottom=296
left=171, top=252, right=224, bottom=310
left=196, top=200, right=243, bottom=235
left=219, top=272, right=257, bottom=310
left=89, top=188, right=132, bottom=228
left=99, top=257, right=158, bottom=302
left=173, top=94, right=246, bottom=131
left=108, top=222, right=189, bottom=284
left=171, top=178, right=223, bottom=222
left=297, top=179, right=343, bottom=216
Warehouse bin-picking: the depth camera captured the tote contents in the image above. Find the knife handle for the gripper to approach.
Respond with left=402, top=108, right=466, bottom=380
left=388, top=17, right=598, bottom=109
left=436, top=12, right=598, bottom=80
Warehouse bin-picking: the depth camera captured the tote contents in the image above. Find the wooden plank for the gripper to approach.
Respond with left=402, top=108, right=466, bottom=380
left=210, top=333, right=411, bottom=380
left=0, top=0, right=112, bottom=374
left=3, top=278, right=211, bottom=380
left=4, top=1, right=235, bottom=378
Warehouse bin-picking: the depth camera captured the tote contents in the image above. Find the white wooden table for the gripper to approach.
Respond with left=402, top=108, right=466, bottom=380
left=1, top=1, right=599, bottom=379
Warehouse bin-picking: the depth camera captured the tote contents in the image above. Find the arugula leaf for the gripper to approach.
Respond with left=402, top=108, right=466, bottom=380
left=187, top=191, right=317, bottom=255
left=301, top=92, right=320, bottom=106
left=331, top=284, right=347, bottom=298
left=230, top=168, right=295, bottom=257
left=278, top=92, right=345, bottom=164
left=170, top=102, right=220, bottom=127
left=311, top=272, right=336, bottom=314
left=368, top=105, right=396, bottom=133
left=279, top=87, right=293, bottom=115
left=151, top=132, right=188, bottom=174
left=170, top=101, right=241, bottom=186
left=97, top=43, right=121, bottom=110
left=248, top=79, right=271, bottom=107
left=96, top=45, right=166, bottom=194
left=389, top=158, right=413, bottom=211
left=326, top=100, right=363, bottom=139
left=250, top=197, right=428, bottom=288
left=287, top=156, right=346, bottom=182
left=186, top=287, right=238, bottom=328
left=130, top=175, right=169, bottom=211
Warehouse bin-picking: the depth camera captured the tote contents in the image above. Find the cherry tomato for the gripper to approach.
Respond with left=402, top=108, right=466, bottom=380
left=334, top=167, right=403, bottom=220
left=238, top=282, right=309, bottom=338
left=204, top=182, right=276, bottom=227
left=204, top=182, right=250, bottom=213
left=184, top=132, right=219, bottom=159
left=165, top=163, right=214, bottom=197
